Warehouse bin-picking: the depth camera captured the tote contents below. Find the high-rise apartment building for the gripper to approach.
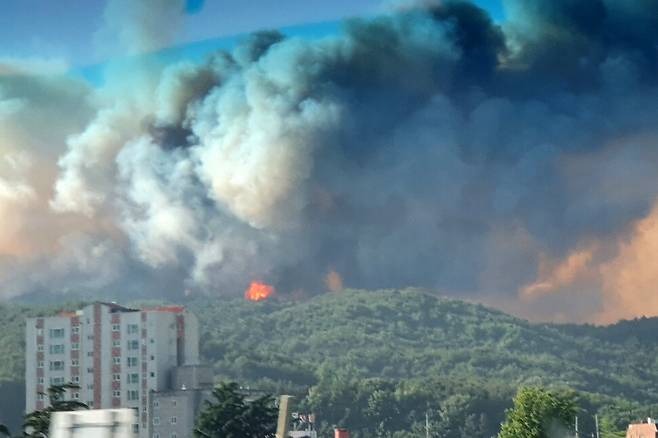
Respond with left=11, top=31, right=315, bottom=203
left=25, top=302, right=199, bottom=437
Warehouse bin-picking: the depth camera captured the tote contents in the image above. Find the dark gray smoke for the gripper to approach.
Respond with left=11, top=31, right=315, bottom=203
left=3, top=0, right=658, bottom=322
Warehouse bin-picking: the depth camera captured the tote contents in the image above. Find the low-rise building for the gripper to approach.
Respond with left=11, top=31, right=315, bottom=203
left=149, top=365, right=214, bottom=438
left=627, top=419, right=658, bottom=438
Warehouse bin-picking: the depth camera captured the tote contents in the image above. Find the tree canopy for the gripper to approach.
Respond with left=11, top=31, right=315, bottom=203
left=195, top=382, right=277, bottom=438
left=498, top=387, right=577, bottom=438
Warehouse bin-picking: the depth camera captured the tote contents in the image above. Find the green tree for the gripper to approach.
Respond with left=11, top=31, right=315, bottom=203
left=23, top=383, right=88, bottom=438
left=0, top=424, right=9, bottom=437
left=498, top=387, right=577, bottom=438
left=195, top=382, right=277, bottom=438
left=597, top=415, right=628, bottom=438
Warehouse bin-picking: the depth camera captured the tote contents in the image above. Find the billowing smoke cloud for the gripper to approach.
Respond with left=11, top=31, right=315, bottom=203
left=2, top=0, right=658, bottom=322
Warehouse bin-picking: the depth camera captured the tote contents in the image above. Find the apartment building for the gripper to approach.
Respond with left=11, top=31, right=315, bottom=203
left=25, top=302, right=199, bottom=438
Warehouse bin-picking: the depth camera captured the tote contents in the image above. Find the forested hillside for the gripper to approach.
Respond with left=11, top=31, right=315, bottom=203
left=190, top=289, right=658, bottom=402
left=2, top=289, right=657, bottom=436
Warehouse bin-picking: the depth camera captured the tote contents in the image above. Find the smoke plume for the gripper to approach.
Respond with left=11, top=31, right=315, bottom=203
left=1, top=0, right=658, bottom=322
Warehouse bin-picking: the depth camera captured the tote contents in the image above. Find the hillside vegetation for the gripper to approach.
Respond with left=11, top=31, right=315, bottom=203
left=2, top=289, right=657, bottom=436
left=191, top=289, right=658, bottom=401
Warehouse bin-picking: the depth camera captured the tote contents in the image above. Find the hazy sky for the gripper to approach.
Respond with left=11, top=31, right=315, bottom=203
left=0, top=0, right=504, bottom=66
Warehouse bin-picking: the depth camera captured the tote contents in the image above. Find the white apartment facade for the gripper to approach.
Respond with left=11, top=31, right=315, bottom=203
left=25, top=302, right=200, bottom=438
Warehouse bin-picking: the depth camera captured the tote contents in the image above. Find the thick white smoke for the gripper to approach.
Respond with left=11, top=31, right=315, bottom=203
left=2, top=0, right=658, bottom=322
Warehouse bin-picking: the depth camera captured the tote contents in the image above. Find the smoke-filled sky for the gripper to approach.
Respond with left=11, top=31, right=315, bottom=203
left=1, top=0, right=657, bottom=324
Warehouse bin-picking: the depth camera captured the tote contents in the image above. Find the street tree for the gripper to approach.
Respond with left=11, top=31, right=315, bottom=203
left=195, top=382, right=277, bottom=438
left=23, top=383, right=88, bottom=438
left=498, top=387, right=577, bottom=438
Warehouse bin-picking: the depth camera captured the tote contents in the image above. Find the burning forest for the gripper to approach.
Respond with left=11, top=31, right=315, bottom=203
left=245, top=281, right=275, bottom=302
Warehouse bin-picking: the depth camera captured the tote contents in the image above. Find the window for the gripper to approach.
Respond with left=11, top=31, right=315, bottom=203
left=150, top=355, right=155, bottom=361
left=37, top=394, right=44, bottom=401
left=127, top=357, right=138, bottom=367
left=171, top=433, right=177, bottom=438
left=170, top=417, right=177, bottom=425
left=72, top=376, right=80, bottom=383
left=113, top=374, right=121, bottom=381
left=154, top=434, right=160, bottom=438
left=72, top=326, right=80, bottom=334
left=49, top=361, right=64, bottom=371
left=87, top=335, right=94, bottom=340
left=113, top=357, right=121, bottom=365
left=71, top=343, right=79, bottom=350
left=127, top=340, right=139, bottom=350
left=153, top=400, right=159, bottom=409
left=113, top=390, right=121, bottom=398
left=37, top=344, right=44, bottom=352
left=150, top=338, right=155, bottom=344
left=36, top=328, right=43, bottom=336
left=112, top=324, right=120, bottom=332
left=49, top=328, right=65, bottom=338
left=127, top=373, right=139, bottom=384
left=72, top=392, right=80, bottom=399
left=113, top=340, right=121, bottom=347
left=150, top=372, right=155, bottom=378
left=87, top=384, right=94, bottom=390
left=127, top=324, right=139, bottom=334
left=152, top=417, right=160, bottom=426
left=38, top=361, right=44, bottom=368
left=88, top=401, right=94, bottom=408
left=49, top=344, right=65, bottom=354
left=38, top=377, right=44, bottom=384
left=87, top=351, right=94, bottom=357
left=87, top=368, right=94, bottom=373
left=50, top=377, right=65, bottom=385
left=127, top=390, right=139, bottom=401
left=172, top=400, right=177, bottom=407
left=71, top=359, right=79, bottom=367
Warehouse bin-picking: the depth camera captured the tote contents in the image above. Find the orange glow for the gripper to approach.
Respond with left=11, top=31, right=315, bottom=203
left=244, top=281, right=275, bottom=301
left=520, top=248, right=594, bottom=300
left=325, top=269, right=343, bottom=292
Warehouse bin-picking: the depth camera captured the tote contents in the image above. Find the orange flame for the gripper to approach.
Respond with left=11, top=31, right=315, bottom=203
left=244, top=281, right=275, bottom=301
left=325, top=269, right=343, bottom=292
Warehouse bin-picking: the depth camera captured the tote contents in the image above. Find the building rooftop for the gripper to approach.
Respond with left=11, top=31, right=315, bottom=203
left=627, top=420, right=658, bottom=438
left=96, top=301, right=139, bottom=313
left=142, top=305, right=186, bottom=313
left=47, top=302, right=188, bottom=318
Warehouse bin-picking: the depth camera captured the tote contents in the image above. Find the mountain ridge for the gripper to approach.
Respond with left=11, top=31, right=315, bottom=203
left=1, top=288, right=656, bottom=436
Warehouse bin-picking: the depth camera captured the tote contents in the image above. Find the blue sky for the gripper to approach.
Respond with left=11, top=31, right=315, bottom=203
left=0, top=0, right=504, bottom=70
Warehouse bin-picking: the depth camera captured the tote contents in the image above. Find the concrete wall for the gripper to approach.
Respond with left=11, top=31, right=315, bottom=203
left=150, top=389, right=212, bottom=438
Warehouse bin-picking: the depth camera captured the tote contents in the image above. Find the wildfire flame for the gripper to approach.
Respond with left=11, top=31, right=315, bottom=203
left=245, top=281, right=275, bottom=301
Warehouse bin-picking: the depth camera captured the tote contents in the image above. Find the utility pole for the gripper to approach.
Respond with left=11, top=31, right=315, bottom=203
left=595, top=414, right=600, bottom=438
left=575, top=415, right=579, bottom=437
left=425, top=410, right=430, bottom=438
